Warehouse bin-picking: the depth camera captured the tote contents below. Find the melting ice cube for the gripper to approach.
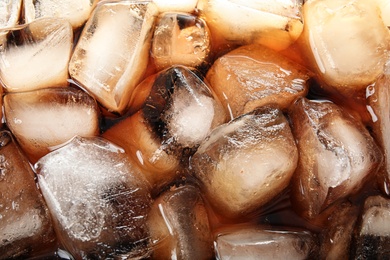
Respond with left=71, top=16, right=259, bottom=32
left=4, top=87, right=100, bottom=163
left=35, top=136, right=152, bottom=259
left=191, top=106, right=298, bottom=219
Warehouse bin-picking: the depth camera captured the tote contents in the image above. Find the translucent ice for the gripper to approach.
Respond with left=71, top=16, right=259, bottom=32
left=0, top=131, right=56, bottom=259
left=35, top=136, right=152, bottom=259
left=0, top=18, right=73, bottom=92
left=197, top=0, right=304, bottom=51
left=191, top=107, right=298, bottom=219
left=0, top=0, right=21, bottom=44
left=214, top=226, right=316, bottom=260
left=152, top=12, right=211, bottom=70
left=289, top=98, right=382, bottom=219
left=206, top=44, right=310, bottom=119
left=4, top=87, right=100, bottom=163
left=152, top=0, right=198, bottom=13
left=300, top=0, right=390, bottom=89
left=69, top=1, right=158, bottom=113
left=24, top=0, right=96, bottom=29
left=147, top=185, right=214, bottom=259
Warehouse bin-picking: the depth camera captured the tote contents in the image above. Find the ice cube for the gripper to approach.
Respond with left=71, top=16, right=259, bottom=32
left=69, top=1, right=158, bottom=113
left=4, top=87, right=100, bottom=163
left=0, top=131, right=56, bottom=259
left=352, top=195, right=390, bottom=259
left=0, top=0, right=21, bottom=45
left=35, top=136, right=153, bottom=259
left=104, top=66, right=226, bottom=189
left=197, top=0, right=304, bottom=51
left=300, top=0, right=390, bottom=89
left=191, top=107, right=298, bottom=219
left=318, top=201, right=359, bottom=259
left=206, top=44, right=310, bottom=119
left=289, top=98, right=382, bottom=219
left=152, top=12, right=211, bottom=71
left=24, top=0, right=96, bottom=29
left=0, top=18, right=73, bottom=92
left=377, top=0, right=390, bottom=27
left=152, top=0, right=198, bottom=13
left=367, top=66, right=390, bottom=195
left=214, top=226, right=316, bottom=260
left=147, top=185, right=214, bottom=259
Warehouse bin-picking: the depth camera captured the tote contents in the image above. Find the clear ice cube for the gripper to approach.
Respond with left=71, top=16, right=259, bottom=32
left=0, top=18, right=73, bottom=92
left=35, top=136, right=153, bottom=259
left=147, top=185, right=214, bottom=259
left=206, top=44, right=310, bottom=119
left=197, top=0, right=304, bottom=51
left=4, top=87, right=100, bottom=163
left=24, top=0, right=96, bottom=29
left=0, top=131, right=56, bottom=259
left=69, top=1, right=158, bottom=113
left=152, top=12, right=211, bottom=70
left=214, top=226, right=316, bottom=260
left=191, top=106, right=298, bottom=219
left=300, top=0, right=390, bottom=89
left=289, top=98, right=382, bottom=219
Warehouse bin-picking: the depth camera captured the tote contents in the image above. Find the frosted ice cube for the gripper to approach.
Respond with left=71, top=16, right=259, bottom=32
left=191, top=107, right=298, bottom=219
left=24, top=0, right=95, bottom=29
left=152, top=12, right=211, bottom=70
left=197, top=0, right=304, bottom=51
left=206, top=44, right=309, bottom=119
left=35, top=136, right=152, bottom=259
left=301, top=0, right=390, bottom=89
left=4, top=87, right=100, bottom=163
left=289, top=98, right=382, bottom=219
left=69, top=1, right=158, bottom=113
left=352, top=196, right=390, bottom=259
left=0, top=18, right=72, bottom=92
left=214, top=226, right=316, bottom=260
left=147, top=185, right=214, bottom=259
left=0, top=131, right=56, bottom=259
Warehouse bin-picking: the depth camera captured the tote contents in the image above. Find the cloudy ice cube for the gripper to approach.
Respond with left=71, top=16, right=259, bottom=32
left=147, top=185, right=214, bottom=259
left=367, top=67, right=390, bottom=195
left=24, top=0, right=96, bottom=29
left=35, top=136, right=152, bottom=259
left=69, top=1, right=158, bottom=113
left=0, top=18, right=72, bottom=92
left=214, top=226, right=316, bottom=260
left=289, top=98, right=382, bottom=219
left=104, top=66, right=226, bottom=189
left=152, top=0, right=198, bottom=13
left=4, top=87, right=100, bottom=163
left=191, top=107, right=298, bottom=219
left=197, top=0, right=303, bottom=51
left=300, top=0, right=390, bottom=89
left=206, top=44, right=310, bottom=119
left=0, top=0, right=21, bottom=45
left=352, top=195, right=390, bottom=259
left=152, top=12, right=211, bottom=70
left=0, top=131, right=56, bottom=259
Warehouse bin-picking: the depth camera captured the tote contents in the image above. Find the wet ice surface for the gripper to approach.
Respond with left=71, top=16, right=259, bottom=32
left=214, top=226, right=315, bottom=260
left=191, top=107, right=298, bottom=219
left=301, top=0, right=390, bottom=89
left=197, top=0, right=303, bottom=51
left=352, top=196, right=390, bottom=259
left=104, top=66, right=226, bottom=189
left=152, top=0, right=198, bottom=13
left=69, top=1, right=158, bottom=113
left=23, top=0, right=95, bottom=29
left=0, top=18, right=72, bottom=92
left=0, top=0, right=21, bottom=29
left=35, top=136, right=152, bottom=259
left=147, top=185, right=214, bottom=259
left=0, top=131, right=56, bottom=259
left=4, top=87, right=100, bottom=163
left=152, top=12, right=210, bottom=70
left=289, top=98, right=382, bottom=219
left=206, top=44, right=309, bottom=119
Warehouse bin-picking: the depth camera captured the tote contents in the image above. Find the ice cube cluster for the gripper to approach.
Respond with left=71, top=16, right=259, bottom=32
left=0, top=0, right=389, bottom=259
